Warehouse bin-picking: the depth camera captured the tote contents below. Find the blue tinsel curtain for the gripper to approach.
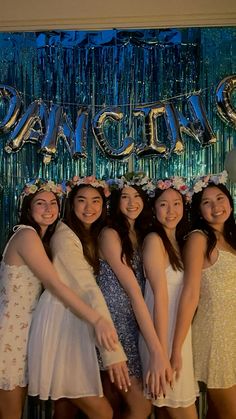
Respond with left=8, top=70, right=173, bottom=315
left=0, top=28, right=236, bottom=250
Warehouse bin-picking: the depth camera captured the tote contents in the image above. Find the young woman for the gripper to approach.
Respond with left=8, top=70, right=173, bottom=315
left=28, top=177, right=130, bottom=419
left=171, top=171, right=236, bottom=419
left=96, top=173, right=172, bottom=419
left=139, top=178, right=198, bottom=419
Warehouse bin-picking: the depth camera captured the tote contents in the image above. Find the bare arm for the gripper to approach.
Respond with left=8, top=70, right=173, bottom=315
left=10, top=228, right=117, bottom=351
left=170, top=232, right=206, bottom=377
left=99, top=227, right=172, bottom=396
left=143, top=233, right=169, bottom=356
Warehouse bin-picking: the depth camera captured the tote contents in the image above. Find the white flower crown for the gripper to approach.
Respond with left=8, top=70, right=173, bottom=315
left=107, top=172, right=156, bottom=197
left=192, top=170, right=228, bottom=194
left=66, top=175, right=111, bottom=197
left=20, top=179, right=66, bottom=199
left=155, top=176, right=191, bottom=201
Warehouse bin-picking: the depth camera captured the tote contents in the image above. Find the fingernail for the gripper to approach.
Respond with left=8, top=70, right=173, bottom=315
left=125, top=389, right=128, bottom=393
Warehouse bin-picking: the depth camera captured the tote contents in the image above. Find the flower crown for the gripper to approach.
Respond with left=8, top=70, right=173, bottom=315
left=107, top=172, right=156, bottom=197
left=192, top=170, right=228, bottom=194
left=155, top=177, right=191, bottom=201
left=20, top=179, right=66, bottom=199
left=66, top=175, right=111, bottom=197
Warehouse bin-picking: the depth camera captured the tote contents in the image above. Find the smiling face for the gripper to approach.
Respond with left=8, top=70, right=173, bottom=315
left=200, top=186, right=232, bottom=230
left=73, top=186, right=103, bottom=229
left=119, top=186, right=144, bottom=226
left=154, top=188, right=183, bottom=233
left=30, top=191, right=59, bottom=235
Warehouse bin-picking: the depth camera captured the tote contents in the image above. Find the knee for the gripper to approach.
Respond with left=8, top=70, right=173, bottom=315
left=126, top=399, right=151, bottom=418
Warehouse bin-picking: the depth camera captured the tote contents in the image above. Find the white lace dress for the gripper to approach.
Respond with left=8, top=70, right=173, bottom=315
left=0, top=225, right=42, bottom=390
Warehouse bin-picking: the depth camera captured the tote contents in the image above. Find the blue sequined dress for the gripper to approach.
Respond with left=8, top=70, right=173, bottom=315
left=97, top=250, right=145, bottom=379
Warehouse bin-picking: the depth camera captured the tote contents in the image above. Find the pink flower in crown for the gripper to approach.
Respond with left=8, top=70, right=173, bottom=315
left=179, top=185, right=188, bottom=192
left=72, top=175, right=79, bottom=185
left=203, top=175, right=210, bottom=184
left=85, top=176, right=96, bottom=184
left=164, top=180, right=172, bottom=189
left=156, top=180, right=166, bottom=190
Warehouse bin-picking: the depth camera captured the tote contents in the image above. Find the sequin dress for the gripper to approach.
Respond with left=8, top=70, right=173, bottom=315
left=97, top=251, right=145, bottom=379
left=192, top=249, right=236, bottom=388
left=0, top=225, right=42, bottom=390
left=139, top=265, right=198, bottom=407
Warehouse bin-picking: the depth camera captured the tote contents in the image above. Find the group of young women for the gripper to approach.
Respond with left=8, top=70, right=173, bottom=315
left=0, top=171, right=235, bottom=419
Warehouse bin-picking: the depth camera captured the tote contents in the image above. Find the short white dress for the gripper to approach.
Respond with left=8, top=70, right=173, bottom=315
left=28, top=221, right=127, bottom=400
left=139, top=265, right=198, bottom=407
left=0, top=225, right=42, bottom=390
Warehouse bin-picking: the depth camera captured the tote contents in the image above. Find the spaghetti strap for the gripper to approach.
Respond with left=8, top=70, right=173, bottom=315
left=2, top=225, right=36, bottom=261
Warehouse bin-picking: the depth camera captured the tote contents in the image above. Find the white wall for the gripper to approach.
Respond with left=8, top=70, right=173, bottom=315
left=0, top=0, right=236, bottom=31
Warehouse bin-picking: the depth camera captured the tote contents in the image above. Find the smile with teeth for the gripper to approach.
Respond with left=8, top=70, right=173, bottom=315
left=213, top=211, right=224, bottom=216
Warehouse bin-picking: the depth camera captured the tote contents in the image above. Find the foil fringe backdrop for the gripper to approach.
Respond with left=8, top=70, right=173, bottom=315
left=0, top=28, right=236, bottom=252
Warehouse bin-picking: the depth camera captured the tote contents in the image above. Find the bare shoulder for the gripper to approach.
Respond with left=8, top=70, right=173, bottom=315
left=144, top=231, right=162, bottom=245
left=143, top=232, right=164, bottom=252
left=13, top=226, right=39, bottom=243
left=99, top=226, right=120, bottom=242
left=186, top=230, right=207, bottom=246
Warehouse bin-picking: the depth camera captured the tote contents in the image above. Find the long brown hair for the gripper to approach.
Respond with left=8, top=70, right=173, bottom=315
left=191, top=183, right=236, bottom=258
left=19, top=191, right=60, bottom=259
left=151, top=187, right=190, bottom=271
left=108, top=185, right=152, bottom=268
left=63, top=184, right=107, bottom=274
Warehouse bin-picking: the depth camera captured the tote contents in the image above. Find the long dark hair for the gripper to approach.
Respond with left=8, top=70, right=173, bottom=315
left=63, top=184, right=107, bottom=274
left=191, top=183, right=236, bottom=259
left=150, top=187, right=190, bottom=271
left=108, top=185, right=152, bottom=268
left=19, top=191, right=60, bottom=259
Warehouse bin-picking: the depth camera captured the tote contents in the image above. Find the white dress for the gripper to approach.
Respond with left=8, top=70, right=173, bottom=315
left=139, top=265, right=198, bottom=407
left=28, top=221, right=127, bottom=400
left=192, top=250, right=236, bottom=388
left=0, top=225, right=42, bottom=390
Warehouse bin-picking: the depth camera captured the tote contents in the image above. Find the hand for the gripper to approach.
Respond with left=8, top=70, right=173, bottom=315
left=170, top=348, right=182, bottom=380
left=107, top=361, right=131, bottom=392
left=94, top=316, right=119, bottom=351
left=145, top=351, right=173, bottom=399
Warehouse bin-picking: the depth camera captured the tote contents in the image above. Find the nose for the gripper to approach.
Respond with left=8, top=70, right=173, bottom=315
left=44, top=202, right=52, bottom=211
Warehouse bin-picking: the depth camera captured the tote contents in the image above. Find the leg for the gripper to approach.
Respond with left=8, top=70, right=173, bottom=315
left=0, top=387, right=27, bottom=419
left=205, top=392, right=219, bottom=419
left=207, top=386, right=236, bottom=419
left=100, top=371, right=123, bottom=419
left=70, top=396, right=113, bottom=419
left=118, top=376, right=151, bottom=419
left=53, top=398, right=79, bottom=419
left=154, top=407, right=170, bottom=418
left=166, top=404, right=198, bottom=419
